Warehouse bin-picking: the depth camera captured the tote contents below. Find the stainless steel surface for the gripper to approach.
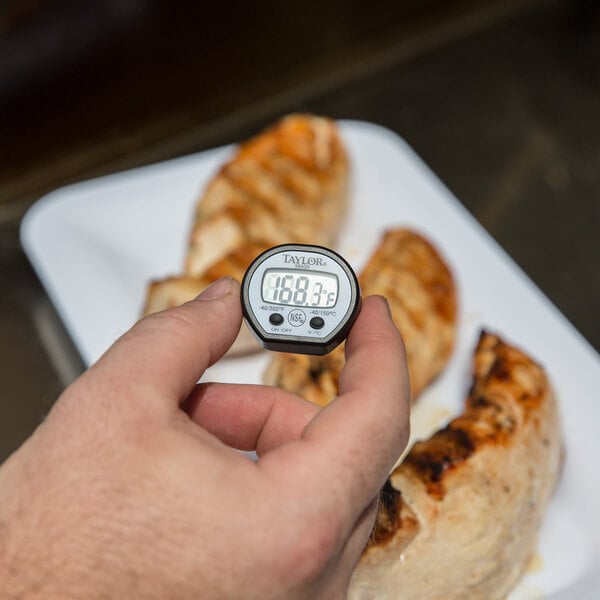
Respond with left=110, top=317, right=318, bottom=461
left=1, top=218, right=84, bottom=460
left=1, top=0, right=598, bottom=462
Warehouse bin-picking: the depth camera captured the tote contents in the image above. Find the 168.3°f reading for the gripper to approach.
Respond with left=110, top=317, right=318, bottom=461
left=261, top=269, right=338, bottom=308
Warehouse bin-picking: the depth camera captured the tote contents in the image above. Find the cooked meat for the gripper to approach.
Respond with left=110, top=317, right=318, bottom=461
left=264, top=229, right=457, bottom=404
left=144, top=114, right=349, bottom=354
left=349, top=331, right=563, bottom=600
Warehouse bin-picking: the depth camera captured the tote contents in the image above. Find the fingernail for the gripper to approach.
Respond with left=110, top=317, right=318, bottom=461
left=376, top=294, right=394, bottom=321
left=196, top=277, right=233, bottom=301
left=377, top=295, right=393, bottom=319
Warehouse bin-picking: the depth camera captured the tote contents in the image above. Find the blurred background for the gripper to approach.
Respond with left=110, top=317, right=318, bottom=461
left=1, top=0, right=598, bottom=461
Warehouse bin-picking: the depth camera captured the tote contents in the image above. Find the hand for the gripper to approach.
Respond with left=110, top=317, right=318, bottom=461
left=0, top=277, right=409, bottom=600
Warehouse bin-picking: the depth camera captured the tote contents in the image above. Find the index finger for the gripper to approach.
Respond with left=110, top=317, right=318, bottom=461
left=265, top=296, right=410, bottom=521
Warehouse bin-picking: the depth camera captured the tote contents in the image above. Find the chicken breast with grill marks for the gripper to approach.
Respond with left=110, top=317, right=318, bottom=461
left=349, top=331, right=563, bottom=600
left=144, top=114, right=349, bottom=354
left=264, top=228, right=457, bottom=405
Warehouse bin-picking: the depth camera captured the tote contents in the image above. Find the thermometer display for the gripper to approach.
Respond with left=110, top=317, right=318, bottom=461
left=261, top=269, right=338, bottom=308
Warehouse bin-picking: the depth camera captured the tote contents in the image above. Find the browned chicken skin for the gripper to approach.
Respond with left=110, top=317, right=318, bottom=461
left=349, top=332, right=563, bottom=599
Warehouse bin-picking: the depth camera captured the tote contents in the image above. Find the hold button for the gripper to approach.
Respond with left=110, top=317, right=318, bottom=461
left=309, top=316, right=325, bottom=330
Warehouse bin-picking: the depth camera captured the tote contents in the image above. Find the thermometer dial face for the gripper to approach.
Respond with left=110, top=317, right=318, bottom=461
left=241, top=244, right=361, bottom=355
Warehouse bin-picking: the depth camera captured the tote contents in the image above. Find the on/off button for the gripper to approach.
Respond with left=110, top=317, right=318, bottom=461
left=309, top=317, right=325, bottom=330
left=269, top=313, right=284, bottom=326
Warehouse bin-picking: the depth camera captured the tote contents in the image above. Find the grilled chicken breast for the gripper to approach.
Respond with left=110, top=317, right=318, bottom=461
left=264, top=229, right=457, bottom=405
left=349, top=332, right=563, bottom=600
left=144, top=114, right=349, bottom=353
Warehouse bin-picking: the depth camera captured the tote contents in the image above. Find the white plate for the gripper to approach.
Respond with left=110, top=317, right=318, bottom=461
left=21, top=120, right=600, bottom=598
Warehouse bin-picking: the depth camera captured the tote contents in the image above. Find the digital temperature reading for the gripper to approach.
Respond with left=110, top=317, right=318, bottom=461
left=261, top=269, right=338, bottom=308
left=242, top=244, right=361, bottom=355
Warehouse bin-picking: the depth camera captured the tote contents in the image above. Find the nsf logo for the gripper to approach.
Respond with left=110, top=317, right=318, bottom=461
left=288, top=309, right=306, bottom=327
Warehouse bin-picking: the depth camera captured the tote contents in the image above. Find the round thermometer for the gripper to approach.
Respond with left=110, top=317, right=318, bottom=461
left=241, top=244, right=361, bottom=355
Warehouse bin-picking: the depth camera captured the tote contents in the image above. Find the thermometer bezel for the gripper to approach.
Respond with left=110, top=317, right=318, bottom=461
left=241, top=244, right=361, bottom=355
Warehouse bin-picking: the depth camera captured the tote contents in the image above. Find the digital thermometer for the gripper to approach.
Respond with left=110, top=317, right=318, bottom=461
left=241, top=244, right=361, bottom=355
